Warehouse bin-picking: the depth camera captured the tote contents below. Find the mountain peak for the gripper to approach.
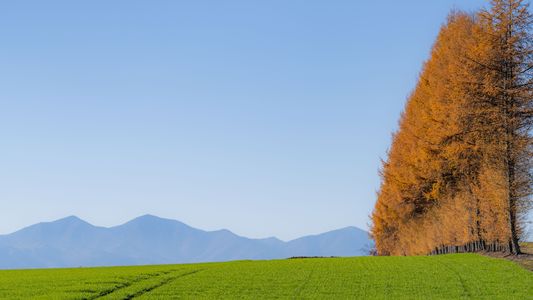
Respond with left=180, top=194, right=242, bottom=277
left=338, top=226, right=367, bottom=233
left=119, top=214, right=191, bottom=231
left=136, top=214, right=161, bottom=220
left=49, top=215, right=92, bottom=227
left=129, top=214, right=180, bottom=224
left=59, top=215, right=83, bottom=222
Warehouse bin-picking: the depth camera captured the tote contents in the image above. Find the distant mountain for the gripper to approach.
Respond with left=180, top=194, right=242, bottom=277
left=0, top=215, right=372, bottom=269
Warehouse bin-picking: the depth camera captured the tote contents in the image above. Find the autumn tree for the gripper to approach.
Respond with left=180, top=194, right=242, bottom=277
left=473, top=0, right=532, bottom=254
left=371, top=0, right=532, bottom=256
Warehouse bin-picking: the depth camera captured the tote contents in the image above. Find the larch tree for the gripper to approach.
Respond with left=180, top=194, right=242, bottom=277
left=469, top=0, right=532, bottom=254
left=370, top=0, right=532, bottom=256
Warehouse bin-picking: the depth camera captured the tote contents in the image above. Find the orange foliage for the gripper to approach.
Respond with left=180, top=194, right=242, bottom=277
left=371, top=0, right=532, bottom=255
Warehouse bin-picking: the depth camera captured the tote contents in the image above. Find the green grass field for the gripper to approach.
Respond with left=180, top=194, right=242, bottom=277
left=0, top=254, right=531, bottom=299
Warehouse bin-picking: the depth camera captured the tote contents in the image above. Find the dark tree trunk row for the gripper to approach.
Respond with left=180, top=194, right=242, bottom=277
left=428, top=239, right=516, bottom=255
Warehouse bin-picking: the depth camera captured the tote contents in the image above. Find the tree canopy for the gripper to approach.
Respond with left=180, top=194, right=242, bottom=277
left=371, top=0, right=532, bottom=256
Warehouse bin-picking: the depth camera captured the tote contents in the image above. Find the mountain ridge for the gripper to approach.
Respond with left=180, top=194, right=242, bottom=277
left=0, top=215, right=372, bottom=269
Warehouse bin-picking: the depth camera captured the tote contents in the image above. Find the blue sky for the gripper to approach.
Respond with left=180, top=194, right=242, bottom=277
left=0, top=0, right=489, bottom=240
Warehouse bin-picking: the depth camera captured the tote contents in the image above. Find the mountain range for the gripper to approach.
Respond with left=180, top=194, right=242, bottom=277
left=0, top=215, right=372, bottom=269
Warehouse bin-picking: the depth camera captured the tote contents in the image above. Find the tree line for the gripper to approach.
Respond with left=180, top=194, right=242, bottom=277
left=371, top=0, right=532, bottom=256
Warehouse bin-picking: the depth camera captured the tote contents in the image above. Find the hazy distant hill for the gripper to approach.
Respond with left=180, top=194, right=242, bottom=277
left=0, top=215, right=371, bottom=269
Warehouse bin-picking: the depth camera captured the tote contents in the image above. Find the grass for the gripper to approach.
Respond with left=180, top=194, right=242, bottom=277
left=0, top=254, right=531, bottom=299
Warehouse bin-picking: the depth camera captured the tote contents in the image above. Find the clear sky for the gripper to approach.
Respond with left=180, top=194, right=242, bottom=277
left=0, top=0, right=490, bottom=240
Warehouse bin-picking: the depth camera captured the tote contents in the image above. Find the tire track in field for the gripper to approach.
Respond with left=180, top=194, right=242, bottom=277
left=87, top=269, right=180, bottom=300
left=292, top=265, right=316, bottom=298
left=434, top=259, right=472, bottom=299
left=122, top=269, right=203, bottom=299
